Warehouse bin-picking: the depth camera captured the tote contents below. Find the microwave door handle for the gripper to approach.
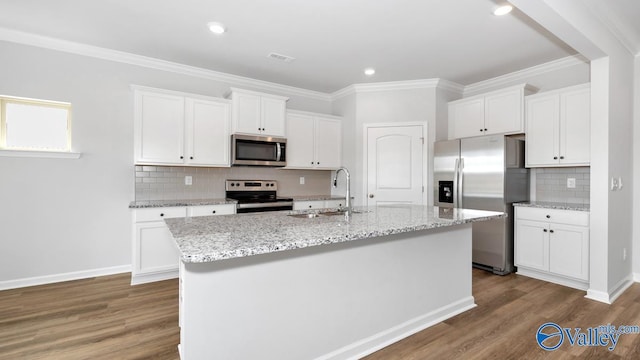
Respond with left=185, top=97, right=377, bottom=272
left=276, top=143, right=282, bottom=161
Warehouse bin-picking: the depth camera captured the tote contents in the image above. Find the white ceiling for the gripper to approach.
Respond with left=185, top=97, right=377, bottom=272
left=0, top=0, right=638, bottom=93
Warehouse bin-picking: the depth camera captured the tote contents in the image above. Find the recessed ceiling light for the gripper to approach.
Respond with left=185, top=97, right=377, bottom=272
left=208, top=22, right=226, bottom=34
left=494, top=5, right=513, bottom=16
left=364, top=68, right=376, bottom=76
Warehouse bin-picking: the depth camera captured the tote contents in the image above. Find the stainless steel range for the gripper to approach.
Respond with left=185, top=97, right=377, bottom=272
left=225, top=180, right=294, bottom=213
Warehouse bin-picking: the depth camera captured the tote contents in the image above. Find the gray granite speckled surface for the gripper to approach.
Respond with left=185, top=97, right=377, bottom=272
left=164, top=205, right=505, bottom=263
left=129, top=198, right=236, bottom=209
left=513, top=201, right=590, bottom=212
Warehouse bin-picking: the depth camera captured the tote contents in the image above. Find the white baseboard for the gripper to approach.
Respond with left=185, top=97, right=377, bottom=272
left=131, top=269, right=179, bottom=285
left=316, top=296, right=476, bottom=360
left=516, top=268, right=588, bottom=291
left=0, top=265, right=131, bottom=291
left=585, top=289, right=612, bottom=304
left=586, top=274, right=634, bottom=304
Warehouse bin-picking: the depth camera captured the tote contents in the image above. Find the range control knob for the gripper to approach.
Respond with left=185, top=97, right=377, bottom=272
left=236, top=183, right=240, bottom=186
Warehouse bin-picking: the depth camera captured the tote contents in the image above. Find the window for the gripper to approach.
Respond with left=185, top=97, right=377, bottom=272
left=0, top=95, right=76, bottom=156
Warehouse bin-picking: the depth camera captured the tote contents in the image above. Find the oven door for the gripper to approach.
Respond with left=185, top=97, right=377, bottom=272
left=231, top=134, right=286, bottom=166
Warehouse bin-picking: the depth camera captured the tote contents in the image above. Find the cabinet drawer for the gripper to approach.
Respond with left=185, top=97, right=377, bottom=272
left=324, top=199, right=346, bottom=208
left=188, top=204, right=236, bottom=217
left=516, top=207, right=589, bottom=226
left=135, top=207, right=187, bottom=222
left=293, top=201, right=326, bottom=210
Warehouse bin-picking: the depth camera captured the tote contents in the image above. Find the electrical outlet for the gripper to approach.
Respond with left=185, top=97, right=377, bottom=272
left=567, top=178, right=576, bottom=189
left=185, top=176, right=193, bottom=186
left=299, top=176, right=305, bottom=185
left=610, top=177, right=619, bottom=191
left=623, top=248, right=627, bottom=261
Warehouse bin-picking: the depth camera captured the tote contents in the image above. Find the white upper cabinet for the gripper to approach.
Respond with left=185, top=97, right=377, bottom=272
left=135, top=90, right=185, bottom=165
left=229, top=88, right=288, bottom=137
left=185, top=98, right=230, bottom=166
left=134, top=87, right=231, bottom=167
left=286, top=110, right=342, bottom=170
left=286, top=112, right=315, bottom=167
left=525, top=83, right=590, bottom=167
left=448, top=84, right=534, bottom=140
left=314, top=116, right=342, bottom=169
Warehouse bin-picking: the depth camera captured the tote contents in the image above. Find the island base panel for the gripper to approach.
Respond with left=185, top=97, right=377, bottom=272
left=179, top=224, right=474, bottom=360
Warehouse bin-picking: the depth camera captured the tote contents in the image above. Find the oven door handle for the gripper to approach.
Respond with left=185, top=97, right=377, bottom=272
left=237, top=201, right=293, bottom=209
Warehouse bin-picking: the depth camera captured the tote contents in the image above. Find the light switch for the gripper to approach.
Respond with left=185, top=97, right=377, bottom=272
left=185, top=176, right=193, bottom=186
left=567, top=178, right=576, bottom=189
left=299, top=176, right=305, bottom=185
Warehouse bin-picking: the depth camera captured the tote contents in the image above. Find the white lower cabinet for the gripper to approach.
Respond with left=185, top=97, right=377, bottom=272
left=132, top=204, right=236, bottom=285
left=515, top=206, right=589, bottom=290
left=293, top=199, right=346, bottom=210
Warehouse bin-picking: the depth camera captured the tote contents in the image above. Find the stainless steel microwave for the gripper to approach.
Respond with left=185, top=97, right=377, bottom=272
left=231, top=134, right=286, bottom=166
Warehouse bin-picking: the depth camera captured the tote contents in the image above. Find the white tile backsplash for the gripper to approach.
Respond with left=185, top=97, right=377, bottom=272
left=535, top=167, right=590, bottom=204
left=134, top=166, right=332, bottom=201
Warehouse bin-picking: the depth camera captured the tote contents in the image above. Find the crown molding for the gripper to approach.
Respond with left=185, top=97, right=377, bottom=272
left=583, top=2, right=640, bottom=57
left=331, top=78, right=464, bottom=100
left=0, top=27, right=332, bottom=102
left=463, top=54, right=589, bottom=96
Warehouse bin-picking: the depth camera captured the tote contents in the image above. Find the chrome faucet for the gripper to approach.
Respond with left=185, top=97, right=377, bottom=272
left=333, top=167, right=351, bottom=219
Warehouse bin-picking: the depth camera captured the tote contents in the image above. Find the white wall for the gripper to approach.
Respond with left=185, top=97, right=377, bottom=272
left=0, top=41, right=332, bottom=287
left=332, top=87, right=439, bottom=207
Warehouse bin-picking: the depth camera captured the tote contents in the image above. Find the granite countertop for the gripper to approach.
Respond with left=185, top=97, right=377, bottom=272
left=513, top=201, right=590, bottom=212
left=129, top=198, right=236, bottom=209
left=164, top=205, right=505, bottom=263
left=289, top=195, right=347, bottom=201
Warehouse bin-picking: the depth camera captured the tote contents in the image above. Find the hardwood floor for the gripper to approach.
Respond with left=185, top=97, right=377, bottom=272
left=0, top=274, right=179, bottom=359
left=2, top=270, right=640, bottom=359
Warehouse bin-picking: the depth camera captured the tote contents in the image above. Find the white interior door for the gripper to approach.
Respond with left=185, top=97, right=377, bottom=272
left=366, top=125, right=424, bottom=206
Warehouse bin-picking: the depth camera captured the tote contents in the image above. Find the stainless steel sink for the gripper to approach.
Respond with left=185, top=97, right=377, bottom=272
left=320, top=210, right=372, bottom=216
left=288, top=213, right=321, bottom=219
left=319, top=211, right=347, bottom=216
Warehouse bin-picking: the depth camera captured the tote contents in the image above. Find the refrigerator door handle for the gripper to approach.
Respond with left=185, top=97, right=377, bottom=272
left=458, top=158, right=464, bottom=208
left=453, top=158, right=460, bottom=208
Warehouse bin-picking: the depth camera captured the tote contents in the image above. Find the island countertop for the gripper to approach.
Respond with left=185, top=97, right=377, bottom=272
left=164, top=205, right=505, bottom=263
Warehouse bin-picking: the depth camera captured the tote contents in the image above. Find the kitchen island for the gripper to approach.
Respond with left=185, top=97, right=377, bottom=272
left=165, top=205, right=504, bottom=360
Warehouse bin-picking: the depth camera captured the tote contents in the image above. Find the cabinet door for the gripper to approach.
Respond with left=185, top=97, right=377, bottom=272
left=448, top=98, right=484, bottom=139
left=134, top=91, right=185, bottom=164
left=186, top=98, right=230, bottom=166
left=560, top=87, right=590, bottom=166
left=525, top=94, right=560, bottom=167
left=315, top=116, right=342, bottom=169
left=286, top=113, right=315, bottom=168
left=549, top=224, right=589, bottom=281
left=515, top=219, right=549, bottom=271
left=135, top=222, right=180, bottom=275
left=261, top=97, right=287, bottom=137
left=232, top=92, right=262, bottom=135
left=485, top=89, right=523, bottom=135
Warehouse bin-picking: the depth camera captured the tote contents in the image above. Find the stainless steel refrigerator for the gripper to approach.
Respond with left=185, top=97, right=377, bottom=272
left=434, top=135, right=529, bottom=274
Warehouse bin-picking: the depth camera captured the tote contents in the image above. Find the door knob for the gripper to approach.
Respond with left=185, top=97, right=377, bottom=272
left=369, top=194, right=374, bottom=198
